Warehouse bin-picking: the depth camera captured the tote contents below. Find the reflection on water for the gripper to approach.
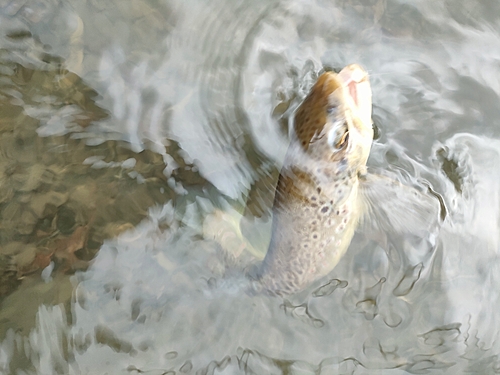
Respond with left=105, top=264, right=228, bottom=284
left=1, top=0, right=500, bottom=374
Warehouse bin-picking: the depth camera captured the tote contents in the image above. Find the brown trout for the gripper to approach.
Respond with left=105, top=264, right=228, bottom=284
left=204, top=64, right=439, bottom=296
left=256, top=64, right=374, bottom=294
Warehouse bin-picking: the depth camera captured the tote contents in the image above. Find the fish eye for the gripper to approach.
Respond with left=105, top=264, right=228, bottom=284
left=327, top=121, right=349, bottom=151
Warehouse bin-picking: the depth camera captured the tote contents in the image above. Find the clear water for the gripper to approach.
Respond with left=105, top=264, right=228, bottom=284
left=1, top=0, right=500, bottom=374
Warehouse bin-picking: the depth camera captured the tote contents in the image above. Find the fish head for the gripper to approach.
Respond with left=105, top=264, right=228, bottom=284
left=292, top=64, right=373, bottom=173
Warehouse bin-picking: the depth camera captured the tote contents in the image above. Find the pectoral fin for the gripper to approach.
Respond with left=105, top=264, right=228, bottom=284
left=358, top=173, right=442, bottom=235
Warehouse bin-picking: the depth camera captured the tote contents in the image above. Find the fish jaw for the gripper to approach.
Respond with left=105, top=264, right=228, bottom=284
left=337, top=64, right=372, bottom=132
left=336, top=64, right=374, bottom=172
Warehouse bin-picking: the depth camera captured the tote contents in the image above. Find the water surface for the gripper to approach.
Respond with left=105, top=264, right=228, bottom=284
left=1, top=0, right=500, bottom=374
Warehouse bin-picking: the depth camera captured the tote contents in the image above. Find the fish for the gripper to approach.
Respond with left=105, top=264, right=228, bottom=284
left=204, top=64, right=440, bottom=296
left=255, top=64, right=374, bottom=294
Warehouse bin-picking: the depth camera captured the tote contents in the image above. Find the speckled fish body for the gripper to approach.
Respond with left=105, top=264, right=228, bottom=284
left=257, top=65, right=374, bottom=295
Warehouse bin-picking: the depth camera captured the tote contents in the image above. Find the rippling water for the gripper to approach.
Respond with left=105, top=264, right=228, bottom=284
left=1, top=0, right=500, bottom=374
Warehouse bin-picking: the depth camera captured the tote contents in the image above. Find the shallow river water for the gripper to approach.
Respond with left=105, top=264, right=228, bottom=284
left=1, top=0, right=500, bottom=374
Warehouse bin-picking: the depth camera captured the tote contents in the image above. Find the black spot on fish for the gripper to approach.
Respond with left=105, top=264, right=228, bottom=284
left=321, top=206, right=329, bottom=213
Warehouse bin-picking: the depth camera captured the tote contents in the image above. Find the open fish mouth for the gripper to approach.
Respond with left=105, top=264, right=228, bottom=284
left=337, top=64, right=372, bottom=131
